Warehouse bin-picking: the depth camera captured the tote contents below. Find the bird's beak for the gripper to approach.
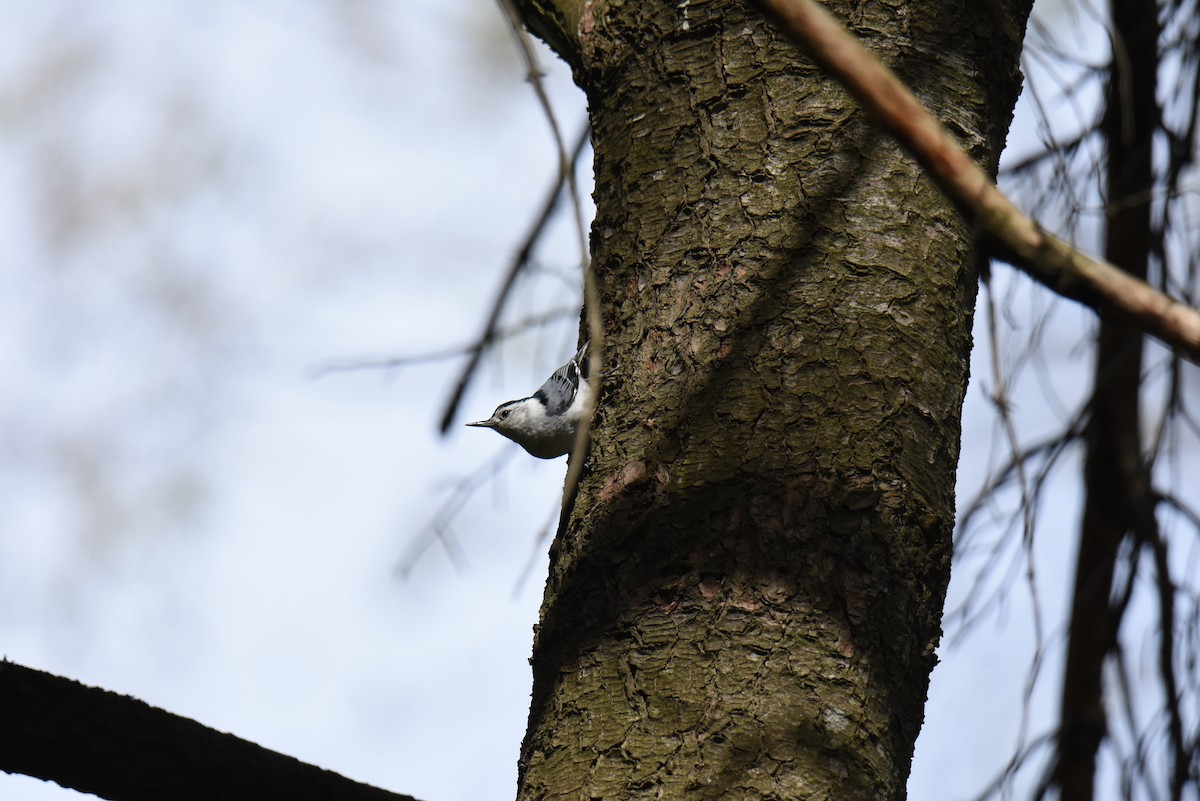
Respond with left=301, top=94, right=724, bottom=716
left=466, top=419, right=494, bottom=428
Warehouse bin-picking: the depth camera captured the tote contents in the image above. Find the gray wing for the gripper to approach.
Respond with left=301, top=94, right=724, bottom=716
left=532, top=343, right=587, bottom=416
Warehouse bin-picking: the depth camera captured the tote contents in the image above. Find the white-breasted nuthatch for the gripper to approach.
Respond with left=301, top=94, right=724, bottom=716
left=467, top=342, right=591, bottom=459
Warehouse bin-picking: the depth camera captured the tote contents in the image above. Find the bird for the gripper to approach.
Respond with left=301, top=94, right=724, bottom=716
left=467, top=342, right=591, bottom=459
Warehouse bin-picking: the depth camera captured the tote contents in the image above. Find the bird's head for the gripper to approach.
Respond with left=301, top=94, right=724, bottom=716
left=466, top=396, right=547, bottom=440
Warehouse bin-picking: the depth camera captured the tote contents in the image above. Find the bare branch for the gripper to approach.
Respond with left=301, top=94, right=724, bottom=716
left=0, top=660, right=415, bottom=801
left=497, top=0, right=604, bottom=531
left=310, top=308, right=577, bottom=379
left=394, top=445, right=520, bottom=578
left=436, top=120, right=591, bottom=434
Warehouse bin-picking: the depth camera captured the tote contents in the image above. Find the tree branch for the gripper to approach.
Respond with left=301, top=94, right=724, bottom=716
left=0, top=660, right=417, bottom=801
left=753, top=0, right=1200, bottom=363
left=437, top=120, right=590, bottom=434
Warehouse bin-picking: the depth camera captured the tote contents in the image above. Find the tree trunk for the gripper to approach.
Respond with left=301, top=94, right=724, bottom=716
left=514, top=1, right=1030, bottom=798
left=1057, top=0, right=1159, bottom=798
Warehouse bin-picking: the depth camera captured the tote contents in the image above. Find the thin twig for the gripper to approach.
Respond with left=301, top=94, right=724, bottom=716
left=394, top=445, right=520, bottom=578
left=984, top=282, right=1047, bottom=782
left=513, top=504, right=558, bottom=598
left=437, top=119, right=591, bottom=433
left=495, top=0, right=603, bottom=533
left=310, top=308, right=577, bottom=379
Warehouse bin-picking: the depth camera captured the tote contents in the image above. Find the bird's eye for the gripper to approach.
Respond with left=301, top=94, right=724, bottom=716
left=499, top=409, right=510, bottom=420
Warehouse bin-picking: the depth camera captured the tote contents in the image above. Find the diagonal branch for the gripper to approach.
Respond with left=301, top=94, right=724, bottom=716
left=753, top=0, right=1200, bottom=363
left=0, top=660, right=416, bottom=801
left=437, top=121, right=591, bottom=434
left=495, top=0, right=603, bottom=517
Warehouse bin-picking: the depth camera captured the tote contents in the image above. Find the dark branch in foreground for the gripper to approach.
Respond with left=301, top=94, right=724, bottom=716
left=0, top=660, right=418, bottom=801
left=754, top=0, right=1200, bottom=362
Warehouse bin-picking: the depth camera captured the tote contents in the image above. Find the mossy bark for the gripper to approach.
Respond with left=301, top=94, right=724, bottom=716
left=513, top=1, right=1029, bottom=798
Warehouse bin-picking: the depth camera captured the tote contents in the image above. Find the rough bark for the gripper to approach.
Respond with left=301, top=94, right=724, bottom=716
left=513, top=1, right=1030, bottom=799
